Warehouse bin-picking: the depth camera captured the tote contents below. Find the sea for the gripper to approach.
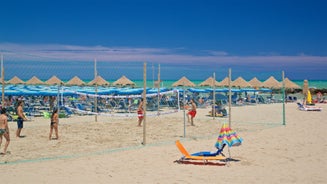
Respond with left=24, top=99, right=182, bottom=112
left=121, top=80, right=327, bottom=89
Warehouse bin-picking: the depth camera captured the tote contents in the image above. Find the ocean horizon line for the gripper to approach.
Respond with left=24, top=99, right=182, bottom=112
left=3, top=78, right=327, bottom=89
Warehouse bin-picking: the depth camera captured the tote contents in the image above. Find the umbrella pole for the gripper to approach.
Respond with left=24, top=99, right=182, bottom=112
left=226, top=146, right=231, bottom=167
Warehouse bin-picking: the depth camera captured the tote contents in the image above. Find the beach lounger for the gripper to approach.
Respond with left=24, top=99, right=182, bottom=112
left=175, top=140, right=226, bottom=164
left=297, top=103, right=322, bottom=111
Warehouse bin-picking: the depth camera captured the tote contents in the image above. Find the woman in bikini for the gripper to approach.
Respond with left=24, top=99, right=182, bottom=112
left=49, top=108, right=59, bottom=140
left=0, top=108, right=10, bottom=155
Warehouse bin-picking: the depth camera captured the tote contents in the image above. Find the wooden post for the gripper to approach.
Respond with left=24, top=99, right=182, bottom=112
left=142, top=62, right=147, bottom=145
left=95, top=83, right=98, bottom=122
left=228, top=68, right=232, bottom=128
left=212, top=72, right=216, bottom=119
left=183, top=81, right=186, bottom=137
left=1, top=54, right=4, bottom=107
left=282, top=71, right=286, bottom=125
left=157, top=64, right=160, bottom=114
left=94, top=58, right=98, bottom=122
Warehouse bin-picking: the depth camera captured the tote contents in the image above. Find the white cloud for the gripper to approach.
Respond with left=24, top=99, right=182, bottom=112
left=1, top=43, right=326, bottom=67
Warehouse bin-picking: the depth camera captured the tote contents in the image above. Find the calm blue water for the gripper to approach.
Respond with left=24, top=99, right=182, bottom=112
left=293, top=80, right=327, bottom=89
left=132, top=80, right=327, bottom=89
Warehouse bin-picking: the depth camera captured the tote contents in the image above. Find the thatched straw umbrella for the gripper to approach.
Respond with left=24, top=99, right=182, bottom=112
left=172, top=76, right=196, bottom=87
left=283, top=78, right=301, bottom=89
left=112, top=75, right=136, bottom=87
left=26, top=76, right=45, bottom=85
left=45, top=75, right=63, bottom=85
left=231, top=77, right=252, bottom=88
left=199, top=76, right=219, bottom=87
left=7, top=76, right=25, bottom=85
left=248, top=77, right=263, bottom=88
left=262, top=76, right=281, bottom=89
left=66, top=76, right=86, bottom=86
left=88, top=75, right=110, bottom=86
left=217, top=77, right=229, bottom=87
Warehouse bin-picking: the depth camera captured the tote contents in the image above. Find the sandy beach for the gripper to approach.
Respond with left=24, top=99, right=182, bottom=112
left=1, top=102, right=326, bottom=183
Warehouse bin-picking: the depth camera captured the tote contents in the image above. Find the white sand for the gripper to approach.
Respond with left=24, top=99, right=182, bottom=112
left=1, top=102, right=326, bottom=183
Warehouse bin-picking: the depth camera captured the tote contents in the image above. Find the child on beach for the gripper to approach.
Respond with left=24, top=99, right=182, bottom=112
left=187, top=99, right=197, bottom=126
left=49, top=108, right=59, bottom=140
left=0, top=108, right=10, bottom=155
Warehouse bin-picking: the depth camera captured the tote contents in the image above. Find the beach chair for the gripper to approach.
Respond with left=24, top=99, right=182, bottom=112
left=175, top=140, right=226, bottom=164
left=146, top=97, right=158, bottom=111
left=58, top=106, right=73, bottom=117
left=117, top=99, right=128, bottom=112
left=296, top=103, right=322, bottom=111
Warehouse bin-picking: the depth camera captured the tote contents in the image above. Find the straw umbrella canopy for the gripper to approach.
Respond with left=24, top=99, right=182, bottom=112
left=88, top=75, right=110, bottom=86
left=7, top=76, right=25, bottom=85
left=172, top=76, right=196, bottom=87
left=112, top=75, right=136, bottom=87
left=66, top=76, right=86, bottom=86
left=217, top=77, right=230, bottom=87
left=199, top=76, right=219, bottom=87
left=248, top=77, right=263, bottom=88
left=26, top=76, right=45, bottom=85
left=262, top=76, right=281, bottom=89
left=45, top=75, right=63, bottom=85
left=231, top=77, right=252, bottom=88
left=283, top=78, right=301, bottom=89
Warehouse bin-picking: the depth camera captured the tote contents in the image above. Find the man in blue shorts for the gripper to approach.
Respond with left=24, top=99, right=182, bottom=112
left=16, top=101, right=28, bottom=138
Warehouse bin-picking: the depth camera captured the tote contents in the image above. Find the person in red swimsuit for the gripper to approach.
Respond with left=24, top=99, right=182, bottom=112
left=137, top=98, right=144, bottom=127
left=187, top=99, right=197, bottom=126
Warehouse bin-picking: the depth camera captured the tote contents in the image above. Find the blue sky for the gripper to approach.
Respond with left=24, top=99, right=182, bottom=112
left=0, top=0, right=326, bottom=80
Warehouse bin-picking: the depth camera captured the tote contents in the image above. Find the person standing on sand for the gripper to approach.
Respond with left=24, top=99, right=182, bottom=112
left=137, top=98, right=144, bottom=127
left=0, top=108, right=10, bottom=155
left=16, top=101, right=28, bottom=138
left=49, top=107, right=59, bottom=140
left=187, top=99, right=197, bottom=126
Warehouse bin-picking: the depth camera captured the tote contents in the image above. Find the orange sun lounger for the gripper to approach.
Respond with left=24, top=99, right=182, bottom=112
left=175, top=140, right=226, bottom=164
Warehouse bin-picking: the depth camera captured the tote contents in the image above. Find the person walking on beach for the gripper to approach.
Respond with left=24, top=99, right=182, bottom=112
left=137, top=98, right=144, bottom=127
left=187, top=99, right=197, bottom=126
left=49, top=107, right=59, bottom=140
left=16, top=101, right=28, bottom=138
left=0, top=108, right=10, bottom=155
